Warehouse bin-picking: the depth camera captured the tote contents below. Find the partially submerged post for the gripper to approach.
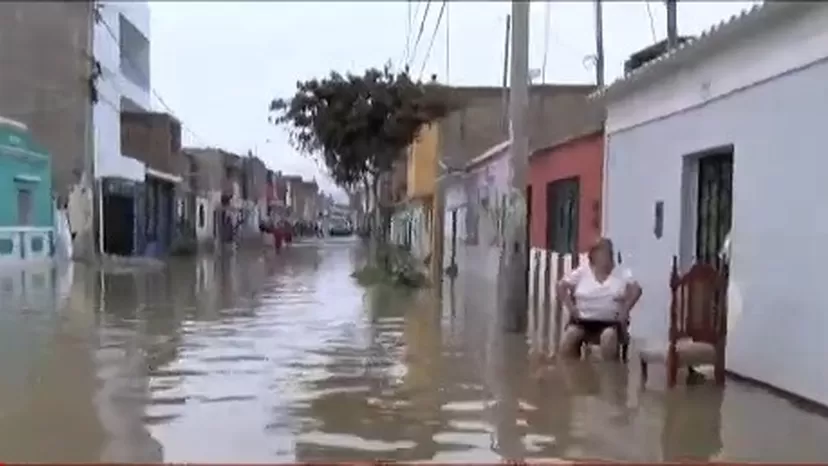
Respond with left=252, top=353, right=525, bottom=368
left=500, top=0, right=530, bottom=333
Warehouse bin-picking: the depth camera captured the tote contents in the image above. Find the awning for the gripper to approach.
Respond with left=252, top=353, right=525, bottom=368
left=146, top=166, right=183, bottom=184
left=0, top=117, right=49, bottom=160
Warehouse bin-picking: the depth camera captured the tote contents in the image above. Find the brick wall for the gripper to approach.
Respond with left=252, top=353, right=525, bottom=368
left=244, top=156, right=268, bottom=202
left=120, top=111, right=182, bottom=176
left=0, top=1, right=93, bottom=200
left=185, top=148, right=224, bottom=195
left=438, top=84, right=603, bottom=167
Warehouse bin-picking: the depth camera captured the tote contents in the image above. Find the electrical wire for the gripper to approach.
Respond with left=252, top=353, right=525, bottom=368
left=541, top=0, right=551, bottom=84
left=444, top=0, right=450, bottom=83
left=97, top=13, right=210, bottom=146
left=396, top=0, right=414, bottom=71
left=408, top=0, right=432, bottom=69
left=645, top=1, right=658, bottom=43
left=417, top=0, right=446, bottom=80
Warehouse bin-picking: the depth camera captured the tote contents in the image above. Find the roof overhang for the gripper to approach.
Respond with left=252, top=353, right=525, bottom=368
left=589, top=2, right=812, bottom=105
left=146, top=167, right=183, bottom=184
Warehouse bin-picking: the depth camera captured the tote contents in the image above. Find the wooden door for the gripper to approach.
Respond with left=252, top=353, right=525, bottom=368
left=545, top=178, right=580, bottom=254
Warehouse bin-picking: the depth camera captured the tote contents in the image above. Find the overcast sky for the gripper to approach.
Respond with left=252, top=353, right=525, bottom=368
left=150, top=1, right=759, bottom=200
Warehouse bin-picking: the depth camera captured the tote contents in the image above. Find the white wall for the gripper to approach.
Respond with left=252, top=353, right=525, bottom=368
left=93, top=1, right=151, bottom=182
left=604, top=8, right=828, bottom=405
left=607, top=3, right=828, bottom=135
left=195, top=196, right=213, bottom=241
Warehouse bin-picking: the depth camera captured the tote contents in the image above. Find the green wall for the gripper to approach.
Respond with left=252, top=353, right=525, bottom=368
left=0, top=154, right=53, bottom=228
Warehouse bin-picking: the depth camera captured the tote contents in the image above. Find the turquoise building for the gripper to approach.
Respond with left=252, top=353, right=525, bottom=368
left=0, top=116, right=54, bottom=263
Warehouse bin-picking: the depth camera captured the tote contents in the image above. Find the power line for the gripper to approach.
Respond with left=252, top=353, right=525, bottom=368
left=397, top=0, right=415, bottom=71
left=418, top=0, right=446, bottom=80
left=96, top=12, right=209, bottom=146
left=444, top=1, right=450, bottom=83
left=408, top=0, right=432, bottom=69
left=645, top=1, right=658, bottom=43
left=541, top=0, right=551, bottom=84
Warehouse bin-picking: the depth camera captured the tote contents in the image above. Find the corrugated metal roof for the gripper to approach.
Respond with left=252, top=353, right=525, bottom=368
left=591, top=2, right=805, bottom=101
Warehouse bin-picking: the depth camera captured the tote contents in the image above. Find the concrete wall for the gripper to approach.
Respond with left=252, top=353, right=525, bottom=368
left=528, top=131, right=604, bottom=251
left=94, top=1, right=150, bottom=182
left=439, top=85, right=600, bottom=165
left=604, top=4, right=828, bottom=406
left=244, top=156, right=268, bottom=204
left=0, top=2, right=92, bottom=201
left=407, top=124, right=439, bottom=199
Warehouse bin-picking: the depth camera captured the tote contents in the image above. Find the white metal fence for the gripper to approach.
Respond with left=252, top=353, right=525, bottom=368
left=527, top=247, right=588, bottom=357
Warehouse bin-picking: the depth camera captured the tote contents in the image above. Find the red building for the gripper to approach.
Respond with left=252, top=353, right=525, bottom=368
left=528, top=129, right=604, bottom=254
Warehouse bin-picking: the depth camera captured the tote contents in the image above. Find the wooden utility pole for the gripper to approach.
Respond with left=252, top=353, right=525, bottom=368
left=500, top=14, right=511, bottom=133
left=595, top=0, right=605, bottom=87
left=501, top=0, right=530, bottom=334
left=666, top=0, right=678, bottom=48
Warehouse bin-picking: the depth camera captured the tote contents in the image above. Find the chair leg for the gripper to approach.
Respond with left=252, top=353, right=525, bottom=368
left=715, top=365, right=725, bottom=385
left=715, top=347, right=726, bottom=386
left=667, top=357, right=678, bottom=389
left=639, top=358, right=648, bottom=386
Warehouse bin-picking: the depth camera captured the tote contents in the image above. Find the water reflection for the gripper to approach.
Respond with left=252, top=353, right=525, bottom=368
left=0, top=240, right=827, bottom=461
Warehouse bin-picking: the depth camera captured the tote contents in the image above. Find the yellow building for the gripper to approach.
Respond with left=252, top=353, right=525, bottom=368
left=407, top=123, right=439, bottom=200
left=402, top=123, right=440, bottom=266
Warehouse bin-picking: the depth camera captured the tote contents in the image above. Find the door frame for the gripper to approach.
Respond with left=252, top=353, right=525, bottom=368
left=545, top=176, right=580, bottom=254
left=679, top=144, right=734, bottom=269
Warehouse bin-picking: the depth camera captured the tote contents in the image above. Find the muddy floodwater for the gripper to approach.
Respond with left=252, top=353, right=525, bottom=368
left=1, top=238, right=828, bottom=462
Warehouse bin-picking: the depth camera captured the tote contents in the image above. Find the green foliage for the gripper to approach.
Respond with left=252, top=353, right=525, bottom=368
left=269, top=65, right=454, bottom=187
left=350, top=244, right=429, bottom=289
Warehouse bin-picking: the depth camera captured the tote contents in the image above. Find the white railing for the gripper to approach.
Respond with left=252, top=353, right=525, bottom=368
left=527, top=247, right=588, bottom=357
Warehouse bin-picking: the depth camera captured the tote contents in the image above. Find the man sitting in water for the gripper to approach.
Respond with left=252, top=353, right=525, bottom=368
left=557, top=238, right=642, bottom=361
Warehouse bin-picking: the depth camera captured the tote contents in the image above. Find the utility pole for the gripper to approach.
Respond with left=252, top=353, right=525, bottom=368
left=500, top=14, right=511, bottom=133
left=666, top=0, right=678, bottom=49
left=501, top=0, right=530, bottom=334
left=595, top=0, right=605, bottom=87
left=76, top=2, right=99, bottom=263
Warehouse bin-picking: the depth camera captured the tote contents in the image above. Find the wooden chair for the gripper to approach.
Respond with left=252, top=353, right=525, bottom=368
left=640, top=256, right=728, bottom=388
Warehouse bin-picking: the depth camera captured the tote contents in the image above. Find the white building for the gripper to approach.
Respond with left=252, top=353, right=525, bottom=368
left=93, top=1, right=151, bottom=182
left=598, top=2, right=828, bottom=406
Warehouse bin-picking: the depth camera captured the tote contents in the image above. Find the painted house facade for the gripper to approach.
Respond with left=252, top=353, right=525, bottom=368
left=186, top=147, right=225, bottom=249
left=400, top=124, right=439, bottom=262
left=528, top=128, right=604, bottom=254
left=0, top=117, right=54, bottom=264
left=118, top=111, right=184, bottom=257
left=437, top=85, right=600, bottom=278
left=598, top=2, right=828, bottom=406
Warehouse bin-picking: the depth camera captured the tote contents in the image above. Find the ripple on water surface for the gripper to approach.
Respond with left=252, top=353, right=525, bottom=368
left=4, top=241, right=828, bottom=462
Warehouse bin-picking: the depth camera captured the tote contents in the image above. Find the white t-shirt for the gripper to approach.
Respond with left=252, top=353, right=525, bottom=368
left=562, top=264, right=636, bottom=322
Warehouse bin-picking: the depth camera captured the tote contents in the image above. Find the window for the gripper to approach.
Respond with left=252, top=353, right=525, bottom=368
left=0, top=239, right=13, bottom=255
left=145, top=182, right=157, bottom=239
left=31, top=236, right=44, bottom=253
left=545, top=177, right=580, bottom=254
left=17, top=189, right=32, bottom=225
left=198, top=204, right=206, bottom=228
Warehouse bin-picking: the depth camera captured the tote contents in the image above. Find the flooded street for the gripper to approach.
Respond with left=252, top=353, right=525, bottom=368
left=2, top=237, right=828, bottom=462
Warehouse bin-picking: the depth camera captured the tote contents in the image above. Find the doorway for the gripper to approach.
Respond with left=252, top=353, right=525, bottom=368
left=546, top=177, right=580, bottom=254
left=103, top=193, right=135, bottom=256
left=680, top=146, right=733, bottom=269
left=449, top=209, right=457, bottom=267
left=696, top=150, right=733, bottom=269
left=525, top=186, right=532, bottom=294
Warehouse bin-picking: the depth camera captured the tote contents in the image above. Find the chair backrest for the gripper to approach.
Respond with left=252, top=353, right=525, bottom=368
left=669, top=256, right=728, bottom=344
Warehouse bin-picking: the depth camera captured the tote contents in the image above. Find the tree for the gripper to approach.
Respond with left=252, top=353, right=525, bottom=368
left=269, top=65, right=453, bottom=237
